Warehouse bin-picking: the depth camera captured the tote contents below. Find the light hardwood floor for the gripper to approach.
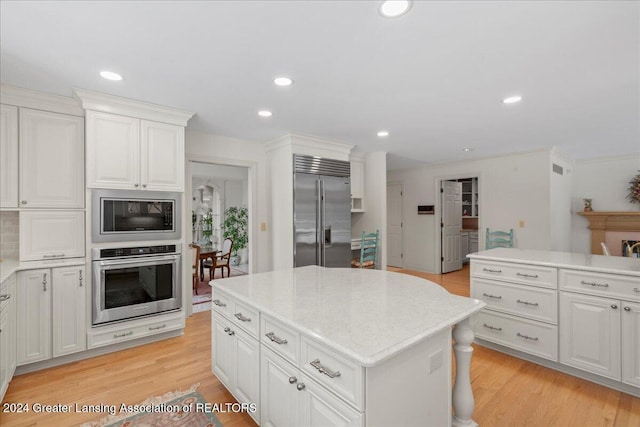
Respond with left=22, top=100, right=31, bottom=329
left=1, top=266, right=638, bottom=426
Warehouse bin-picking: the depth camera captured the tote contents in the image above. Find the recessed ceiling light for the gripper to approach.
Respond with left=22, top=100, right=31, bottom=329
left=503, top=95, right=522, bottom=104
left=377, top=130, right=389, bottom=137
left=100, top=71, right=123, bottom=81
left=379, top=1, right=412, bottom=18
left=274, top=76, right=294, bottom=87
left=258, top=110, right=272, bottom=117
left=463, top=147, right=474, bottom=152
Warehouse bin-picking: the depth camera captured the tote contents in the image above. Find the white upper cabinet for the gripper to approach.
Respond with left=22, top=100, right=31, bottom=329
left=86, top=111, right=140, bottom=190
left=76, top=88, right=194, bottom=193
left=19, top=108, right=84, bottom=208
left=0, top=105, right=19, bottom=208
left=20, top=210, right=85, bottom=261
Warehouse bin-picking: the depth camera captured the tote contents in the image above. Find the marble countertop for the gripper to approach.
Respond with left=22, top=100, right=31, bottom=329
left=211, top=265, right=485, bottom=367
left=469, top=248, right=640, bottom=276
left=0, top=258, right=87, bottom=283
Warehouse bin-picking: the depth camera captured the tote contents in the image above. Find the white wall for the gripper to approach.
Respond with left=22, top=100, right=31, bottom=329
left=185, top=130, right=271, bottom=273
left=388, top=149, right=554, bottom=273
left=549, top=149, right=573, bottom=251
left=570, top=154, right=640, bottom=253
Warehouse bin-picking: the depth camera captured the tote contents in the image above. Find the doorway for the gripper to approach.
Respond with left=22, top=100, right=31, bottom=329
left=187, top=161, right=251, bottom=314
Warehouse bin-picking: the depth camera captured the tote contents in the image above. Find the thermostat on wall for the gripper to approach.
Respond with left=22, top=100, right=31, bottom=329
left=418, top=205, right=434, bottom=215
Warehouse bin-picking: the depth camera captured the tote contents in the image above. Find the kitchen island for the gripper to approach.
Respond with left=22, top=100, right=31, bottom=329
left=210, top=265, right=485, bottom=427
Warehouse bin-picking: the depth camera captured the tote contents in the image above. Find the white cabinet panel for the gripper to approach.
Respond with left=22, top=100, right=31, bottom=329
left=17, top=269, right=51, bottom=365
left=350, top=161, right=364, bottom=199
left=52, top=266, right=86, bottom=357
left=559, top=292, right=621, bottom=380
left=0, top=274, right=17, bottom=401
left=622, top=301, right=640, bottom=387
left=141, top=120, right=184, bottom=191
left=19, top=211, right=84, bottom=261
left=0, top=104, right=19, bottom=208
left=212, top=313, right=235, bottom=388
left=86, top=111, right=140, bottom=190
left=261, top=347, right=300, bottom=427
left=301, top=372, right=363, bottom=427
left=19, top=108, right=84, bottom=208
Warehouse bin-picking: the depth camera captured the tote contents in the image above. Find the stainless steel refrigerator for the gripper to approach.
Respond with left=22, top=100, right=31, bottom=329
left=294, top=155, right=352, bottom=268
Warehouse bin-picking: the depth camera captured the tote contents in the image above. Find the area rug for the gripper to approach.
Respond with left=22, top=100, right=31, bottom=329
left=80, top=383, right=223, bottom=427
left=193, top=267, right=247, bottom=305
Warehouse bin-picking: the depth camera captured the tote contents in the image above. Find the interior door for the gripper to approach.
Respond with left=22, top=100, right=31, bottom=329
left=441, top=180, right=462, bottom=273
left=387, top=184, right=403, bottom=267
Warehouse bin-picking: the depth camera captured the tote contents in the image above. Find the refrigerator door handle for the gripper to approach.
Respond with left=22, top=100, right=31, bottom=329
left=316, top=179, right=322, bottom=266
left=321, top=180, right=327, bottom=265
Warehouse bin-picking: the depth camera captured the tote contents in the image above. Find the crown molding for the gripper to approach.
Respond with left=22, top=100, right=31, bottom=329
left=0, top=84, right=84, bottom=116
left=265, top=133, right=354, bottom=157
left=73, top=88, right=195, bottom=126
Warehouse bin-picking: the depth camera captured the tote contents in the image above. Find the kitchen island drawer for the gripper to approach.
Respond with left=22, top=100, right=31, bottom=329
left=472, top=278, right=558, bottom=324
left=211, top=289, right=234, bottom=318
left=472, top=260, right=557, bottom=289
left=261, top=314, right=300, bottom=365
left=560, top=269, right=640, bottom=302
left=231, top=299, right=259, bottom=338
left=473, top=310, right=558, bottom=361
left=301, top=336, right=364, bottom=411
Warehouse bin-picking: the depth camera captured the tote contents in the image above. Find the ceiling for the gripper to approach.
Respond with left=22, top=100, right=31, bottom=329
left=1, top=1, right=638, bottom=170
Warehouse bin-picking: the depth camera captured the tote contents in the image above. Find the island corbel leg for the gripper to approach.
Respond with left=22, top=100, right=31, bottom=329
left=452, top=317, right=478, bottom=427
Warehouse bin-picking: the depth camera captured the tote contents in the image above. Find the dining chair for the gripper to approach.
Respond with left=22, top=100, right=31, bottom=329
left=600, top=242, right=611, bottom=256
left=189, top=244, right=201, bottom=294
left=204, top=238, right=233, bottom=280
left=351, top=230, right=379, bottom=269
left=486, top=228, right=514, bottom=249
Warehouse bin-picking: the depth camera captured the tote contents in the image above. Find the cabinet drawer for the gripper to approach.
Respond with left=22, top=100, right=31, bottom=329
left=472, top=260, right=557, bottom=289
left=231, top=299, right=259, bottom=338
left=301, top=337, right=364, bottom=411
left=559, top=269, right=640, bottom=302
left=261, top=314, right=300, bottom=365
left=88, top=315, right=184, bottom=348
left=211, top=289, right=234, bottom=318
left=472, top=278, right=558, bottom=324
left=0, top=275, right=15, bottom=313
left=473, top=310, right=558, bottom=361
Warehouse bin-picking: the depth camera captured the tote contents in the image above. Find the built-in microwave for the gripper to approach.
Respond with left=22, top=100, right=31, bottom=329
left=92, top=189, right=181, bottom=242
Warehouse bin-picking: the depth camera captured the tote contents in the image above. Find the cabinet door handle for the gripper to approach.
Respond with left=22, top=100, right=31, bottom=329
left=517, top=273, right=539, bottom=279
left=134, top=183, right=139, bottom=187
left=624, top=306, right=631, bottom=312
left=482, top=268, right=502, bottom=273
left=482, top=293, right=502, bottom=300
left=634, top=288, right=640, bottom=293
left=223, top=327, right=230, bottom=333
left=0, top=294, right=10, bottom=302
left=42, top=273, right=47, bottom=291
left=114, top=331, right=133, bottom=339
left=611, top=304, right=618, bottom=310
left=517, top=299, right=539, bottom=307
left=288, top=376, right=297, bottom=384
left=580, top=280, right=609, bottom=288
left=149, top=324, right=166, bottom=331
left=142, top=184, right=147, bottom=188
left=21, top=200, right=27, bottom=205
left=517, top=332, right=539, bottom=341
left=265, top=332, right=288, bottom=345
left=228, top=330, right=235, bottom=336
left=212, top=299, right=227, bottom=307
left=43, top=253, right=65, bottom=259
left=79, top=270, right=83, bottom=287
left=296, top=383, right=306, bottom=391
left=483, top=323, right=502, bottom=331
left=310, top=359, right=341, bottom=378
left=234, top=312, right=251, bottom=322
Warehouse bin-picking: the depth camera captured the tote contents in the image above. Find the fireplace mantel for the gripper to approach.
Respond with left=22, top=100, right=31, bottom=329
left=577, top=211, right=640, bottom=254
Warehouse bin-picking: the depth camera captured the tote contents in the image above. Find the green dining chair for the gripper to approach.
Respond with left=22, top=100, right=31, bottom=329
left=486, top=228, right=514, bottom=249
left=351, top=230, right=379, bottom=269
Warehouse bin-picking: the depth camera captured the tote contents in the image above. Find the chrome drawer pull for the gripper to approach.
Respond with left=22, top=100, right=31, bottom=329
left=149, top=324, right=166, bottom=331
left=580, top=280, right=609, bottom=288
left=482, top=268, right=502, bottom=273
left=43, top=253, right=65, bottom=259
left=114, top=331, right=133, bottom=339
left=517, top=299, right=539, bottom=307
left=483, top=323, right=502, bottom=331
left=234, top=312, right=251, bottom=322
left=310, top=359, right=341, bottom=378
left=265, top=332, right=288, bottom=345
left=482, top=293, right=502, bottom=300
left=517, top=273, right=539, bottom=279
left=517, top=332, right=539, bottom=341
left=0, top=294, right=10, bottom=302
left=634, top=288, right=640, bottom=293
left=212, top=299, right=227, bottom=307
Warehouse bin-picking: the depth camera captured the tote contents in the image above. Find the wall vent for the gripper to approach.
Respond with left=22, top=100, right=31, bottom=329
left=552, top=163, right=564, bottom=175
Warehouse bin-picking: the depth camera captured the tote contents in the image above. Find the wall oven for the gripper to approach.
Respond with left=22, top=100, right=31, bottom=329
left=92, top=189, right=181, bottom=242
left=92, top=244, right=182, bottom=325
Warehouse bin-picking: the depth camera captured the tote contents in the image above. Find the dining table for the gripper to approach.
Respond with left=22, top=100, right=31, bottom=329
left=198, top=244, right=220, bottom=281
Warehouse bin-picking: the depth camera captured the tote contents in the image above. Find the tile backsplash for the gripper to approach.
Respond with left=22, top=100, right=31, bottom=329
left=0, top=211, right=19, bottom=259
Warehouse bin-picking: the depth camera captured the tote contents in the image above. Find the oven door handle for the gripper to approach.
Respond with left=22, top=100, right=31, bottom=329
left=95, top=254, right=180, bottom=267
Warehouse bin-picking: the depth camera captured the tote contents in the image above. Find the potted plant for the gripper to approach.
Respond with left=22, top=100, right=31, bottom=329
left=201, top=209, right=213, bottom=244
left=222, top=206, right=248, bottom=266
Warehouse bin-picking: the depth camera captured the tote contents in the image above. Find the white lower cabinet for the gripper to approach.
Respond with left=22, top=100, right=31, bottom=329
left=17, top=266, right=86, bottom=365
left=559, top=292, right=621, bottom=380
left=622, top=301, right=640, bottom=387
left=261, top=346, right=362, bottom=427
left=212, top=311, right=260, bottom=424
left=0, top=274, right=17, bottom=402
